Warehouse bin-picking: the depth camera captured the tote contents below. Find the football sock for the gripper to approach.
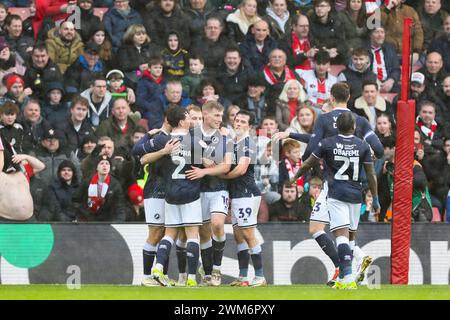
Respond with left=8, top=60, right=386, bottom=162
left=186, top=239, right=200, bottom=278
left=163, top=255, right=170, bottom=275
left=155, top=236, right=173, bottom=270
left=313, top=231, right=340, bottom=268
left=237, top=242, right=250, bottom=278
left=250, top=245, right=264, bottom=277
left=143, top=243, right=157, bottom=276
left=176, top=239, right=187, bottom=274
left=212, top=234, right=226, bottom=268
left=200, top=239, right=214, bottom=276
left=336, top=236, right=353, bottom=279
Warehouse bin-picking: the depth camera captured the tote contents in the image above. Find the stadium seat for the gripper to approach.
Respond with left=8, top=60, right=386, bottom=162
left=380, top=93, right=397, bottom=104
left=329, top=64, right=346, bottom=77
left=93, top=7, right=109, bottom=20
left=8, top=7, right=31, bottom=21
left=138, top=118, right=149, bottom=131
left=432, top=207, right=442, bottom=222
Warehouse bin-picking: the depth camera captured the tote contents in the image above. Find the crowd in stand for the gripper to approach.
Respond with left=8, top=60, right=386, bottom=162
left=0, top=0, right=449, bottom=223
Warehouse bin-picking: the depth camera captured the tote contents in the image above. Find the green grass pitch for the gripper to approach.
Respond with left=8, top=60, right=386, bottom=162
left=1, top=285, right=450, bottom=300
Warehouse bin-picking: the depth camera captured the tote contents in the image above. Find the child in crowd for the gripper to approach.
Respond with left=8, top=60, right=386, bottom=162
left=0, top=101, right=25, bottom=153
left=41, top=82, right=69, bottom=127
left=181, top=55, right=206, bottom=99
left=106, top=69, right=136, bottom=106
left=161, top=31, right=189, bottom=80
left=361, top=189, right=378, bottom=222
left=279, top=139, right=304, bottom=194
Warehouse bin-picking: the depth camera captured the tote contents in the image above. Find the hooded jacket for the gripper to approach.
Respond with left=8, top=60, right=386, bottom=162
left=80, top=87, right=113, bottom=128
left=337, top=61, right=378, bottom=106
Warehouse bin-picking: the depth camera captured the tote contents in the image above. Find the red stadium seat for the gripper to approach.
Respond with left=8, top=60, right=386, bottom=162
left=8, top=7, right=31, bottom=21
left=138, top=118, right=149, bottom=131
left=93, top=7, right=109, bottom=20
left=329, top=64, right=346, bottom=77
left=380, top=93, right=397, bottom=104
left=432, top=207, right=442, bottom=222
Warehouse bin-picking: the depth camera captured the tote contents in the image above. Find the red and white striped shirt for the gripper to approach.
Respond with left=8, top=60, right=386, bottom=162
left=371, top=47, right=388, bottom=81
left=297, top=70, right=338, bottom=105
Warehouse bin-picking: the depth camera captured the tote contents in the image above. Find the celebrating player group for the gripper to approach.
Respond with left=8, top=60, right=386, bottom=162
left=133, top=82, right=383, bottom=289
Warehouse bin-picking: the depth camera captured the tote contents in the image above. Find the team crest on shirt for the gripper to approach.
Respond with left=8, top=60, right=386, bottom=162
left=154, top=213, right=160, bottom=220
left=211, top=136, right=219, bottom=144
left=309, top=84, right=316, bottom=89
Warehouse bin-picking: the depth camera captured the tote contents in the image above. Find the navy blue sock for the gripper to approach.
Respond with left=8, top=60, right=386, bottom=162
left=201, top=244, right=214, bottom=276
left=237, top=249, right=250, bottom=278
left=176, top=245, right=187, bottom=274
left=250, top=246, right=264, bottom=277
left=186, top=241, right=200, bottom=276
left=155, top=239, right=172, bottom=268
left=212, top=238, right=226, bottom=266
left=143, top=249, right=156, bottom=275
left=163, top=255, right=170, bottom=275
left=337, top=243, right=353, bottom=277
left=315, top=233, right=340, bottom=268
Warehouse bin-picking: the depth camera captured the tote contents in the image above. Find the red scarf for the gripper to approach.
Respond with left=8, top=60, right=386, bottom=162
left=142, top=70, right=163, bottom=84
left=285, top=158, right=304, bottom=187
left=291, top=32, right=312, bottom=71
left=317, top=78, right=327, bottom=105
left=416, top=116, right=438, bottom=139
left=263, top=65, right=296, bottom=85
left=288, top=100, right=298, bottom=123
left=87, top=173, right=111, bottom=213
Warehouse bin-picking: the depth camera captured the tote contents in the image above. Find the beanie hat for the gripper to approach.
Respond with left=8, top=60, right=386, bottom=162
left=127, top=183, right=144, bottom=206
left=5, top=74, right=24, bottom=91
left=96, top=154, right=112, bottom=167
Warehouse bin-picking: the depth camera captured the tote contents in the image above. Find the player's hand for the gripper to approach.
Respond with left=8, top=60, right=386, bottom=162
left=272, top=131, right=289, bottom=141
left=148, top=128, right=161, bottom=136
left=11, top=154, right=28, bottom=164
left=163, top=139, right=180, bottom=155
left=202, top=158, right=215, bottom=168
left=127, top=88, right=136, bottom=104
left=372, top=195, right=381, bottom=216
left=186, top=166, right=206, bottom=180
left=219, top=126, right=229, bottom=136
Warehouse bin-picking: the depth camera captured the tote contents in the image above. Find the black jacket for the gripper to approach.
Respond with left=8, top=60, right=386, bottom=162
left=64, top=56, right=106, bottom=94
left=215, top=61, right=255, bottom=105
left=183, top=3, right=225, bottom=44
left=190, top=34, right=235, bottom=74
left=5, top=33, right=34, bottom=62
left=78, top=7, right=102, bottom=43
left=115, top=42, right=161, bottom=74
left=31, top=176, right=57, bottom=222
left=72, top=175, right=128, bottom=222
left=368, top=42, right=401, bottom=84
left=55, top=116, right=96, bottom=155
left=20, top=117, right=53, bottom=154
left=0, top=122, right=26, bottom=153
left=23, top=60, right=63, bottom=100
left=239, top=33, right=278, bottom=72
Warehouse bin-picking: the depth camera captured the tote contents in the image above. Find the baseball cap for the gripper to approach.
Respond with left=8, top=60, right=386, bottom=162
left=411, top=72, right=425, bottom=85
left=43, top=128, right=59, bottom=140
left=84, top=41, right=101, bottom=54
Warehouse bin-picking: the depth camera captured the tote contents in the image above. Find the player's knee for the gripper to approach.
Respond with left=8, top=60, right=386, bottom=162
left=309, top=222, right=324, bottom=236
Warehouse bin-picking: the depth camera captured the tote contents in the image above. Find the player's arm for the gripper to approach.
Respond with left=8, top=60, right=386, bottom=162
left=186, top=152, right=232, bottom=180
left=272, top=131, right=311, bottom=143
left=302, top=116, right=324, bottom=161
left=289, top=154, right=320, bottom=184
left=360, top=117, right=384, bottom=159
left=364, top=162, right=380, bottom=217
left=140, top=139, right=180, bottom=165
left=12, top=154, right=45, bottom=173
left=220, top=155, right=250, bottom=180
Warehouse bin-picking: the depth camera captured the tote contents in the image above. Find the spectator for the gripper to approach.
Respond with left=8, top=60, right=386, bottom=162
left=142, top=80, right=191, bottom=129
left=77, top=133, right=97, bottom=161
left=256, top=114, right=278, bottom=159
left=73, top=154, right=128, bottom=222
left=263, top=0, right=293, bottom=41
left=89, top=25, right=113, bottom=68
left=226, top=0, right=261, bottom=44
left=368, top=26, right=401, bottom=94
left=297, top=49, right=337, bottom=109
left=41, top=81, right=70, bottom=127
left=106, top=69, right=136, bottom=107
left=193, top=78, right=231, bottom=109
left=102, top=0, right=143, bottom=52
left=96, top=97, right=138, bottom=152
left=65, top=41, right=106, bottom=95
left=136, top=55, right=167, bottom=124
left=0, top=73, right=32, bottom=108
left=309, top=0, right=349, bottom=64
left=0, top=101, right=25, bottom=153
left=116, top=24, right=160, bottom=88
left=181, top=55, right=206, bottom=99
left=239, top=19, right=278, bottom=72
left=30, top=173, right=57, bottom=221
left=48, top=159, right=79, bottom=221
left=418, top=0, right=448, bottom=50
left=216, top=47, right=254, bottom=105
left=278, top=14, right=315, bottom=72
left=23, top=44, right=64, bottom=100
left=191, top=16, right=235, bottom=74
left=285, top=103, right=317, bottom=156
left=255, top=139, right=280, bottom=204
left=353, top=80, right=393, bottom=129
left=76, top=0, right=102, bottom=43
left=241, top=75, right=268, bottom=125
left=418, top=51, right=449, bottom=103
left=161, top=31, right=190, bottom=80
left=261, top=48, right=299, bottom=107
left=416, top=100, right=445, bottom=155
left=5, top=14, right=34, bottom=61
left=0, top=3, right=8, bottom=36
left=45, top=21, right=84, bottom=74
left=0, top=36, right=26, bottom=97
left=224, top=104, right=239, bottom=135
left=275, top=79, right=307, bottom=131
left=337, top=0, right=369, bottom=51
left=20, top=99, right=52, bottom=153
left=360, top=189, right=378, bottom=222
left=269, top=182, right=309, bottom=222
left=381, top=0, right=424, bottom=64
left=183, top=0, right=224, bottom=44
left=55, top=95, right=95, bottom=156
left=337, top=47, right=378, bottom=107
left=375, top=112, right=395, bottom=140
left=80, top=74, right=113, bottom=128
left=428, top=15, right=450, bottom=73
left=279, top=139, right=304, bottom=192
left=435, top=75, right=450, bottom=134
left=32, top=0, right=75, bottom=40
left=144, top=0, right=192, bottom=50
